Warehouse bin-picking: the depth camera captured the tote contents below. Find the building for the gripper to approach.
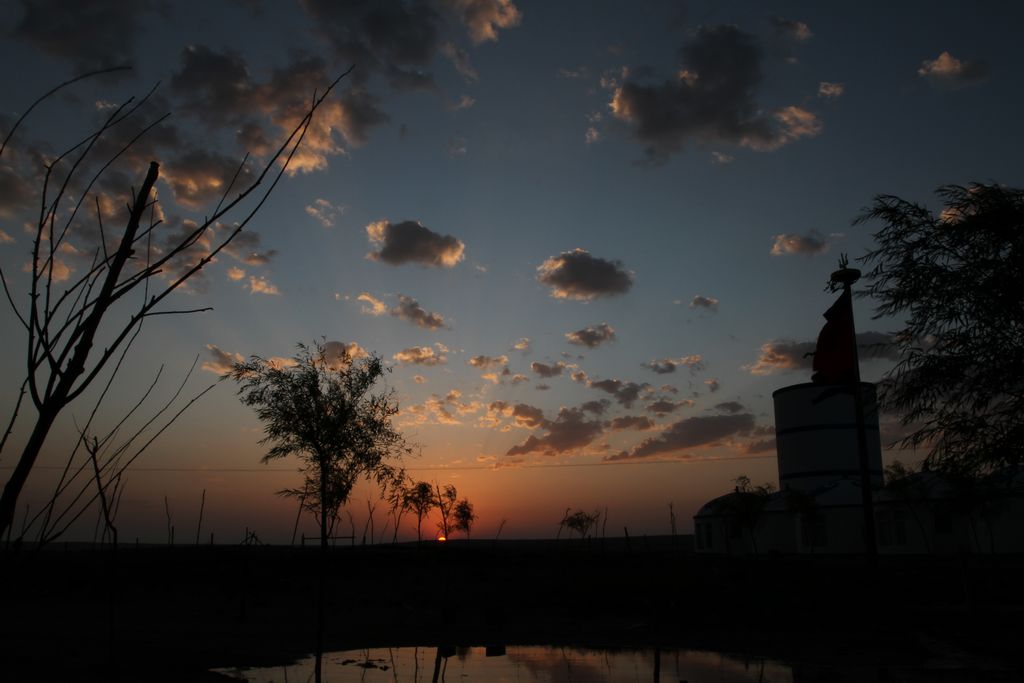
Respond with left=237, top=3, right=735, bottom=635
left=693, top=379, right=1024, bottom=556
left=694, top=380, right=883, bottom=555
left=693, top=262, right=1023, bottom=555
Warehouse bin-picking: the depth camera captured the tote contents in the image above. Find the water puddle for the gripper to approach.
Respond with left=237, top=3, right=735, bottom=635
left=213, top=645, right=1016, bottom=682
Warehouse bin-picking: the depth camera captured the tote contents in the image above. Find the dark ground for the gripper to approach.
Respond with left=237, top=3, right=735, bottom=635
left=2, top=536, right=1022, bottom=681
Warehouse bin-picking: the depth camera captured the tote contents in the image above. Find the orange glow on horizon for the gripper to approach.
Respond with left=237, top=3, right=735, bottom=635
left=436, top=534, right=447, bottom=542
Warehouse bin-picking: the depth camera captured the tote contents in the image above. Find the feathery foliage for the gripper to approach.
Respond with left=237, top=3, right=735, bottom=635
left=858, top=183, right=1024, bottom=475
left=231, top=341, right=407, bottom=541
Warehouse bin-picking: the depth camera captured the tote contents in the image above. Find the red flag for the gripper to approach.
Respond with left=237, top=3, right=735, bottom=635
left=812, top=287, right=857, bottom=384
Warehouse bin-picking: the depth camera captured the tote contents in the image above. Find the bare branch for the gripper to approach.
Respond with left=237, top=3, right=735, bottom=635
left=0, top=66, right=131, bottom=157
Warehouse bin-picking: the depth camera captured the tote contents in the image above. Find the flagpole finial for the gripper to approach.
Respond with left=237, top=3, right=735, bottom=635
left=829, top=252, right=860, bottom=290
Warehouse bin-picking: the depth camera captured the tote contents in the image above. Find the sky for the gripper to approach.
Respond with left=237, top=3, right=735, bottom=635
left=1, top=0, right=1022, bottom=544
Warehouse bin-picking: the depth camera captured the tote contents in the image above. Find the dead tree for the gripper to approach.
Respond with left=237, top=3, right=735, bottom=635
left=0, top=66, right=353, bottom=540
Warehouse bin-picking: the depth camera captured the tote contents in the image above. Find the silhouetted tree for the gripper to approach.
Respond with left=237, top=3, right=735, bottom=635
left=882, top=460, right=933, bottom=553
left=561, top=509, right=599, bottom=539
left=404, top=480, right=435, bottom=542
left=231, top=339, right=405, bottom=683
left=434, top=482, right=457, bottom=539
left=858, top=183, right=1024, bottom=475
left=726, top=475, right=776, bottom=555
left=452, top=498, right=476, bottom=539
left=231, top=341, right=407, bottom=550
left=0, top=66, right=352, bottom=541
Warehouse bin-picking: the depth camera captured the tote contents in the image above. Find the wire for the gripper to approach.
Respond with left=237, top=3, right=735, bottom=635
left=1, top=453, right=775, bottom=473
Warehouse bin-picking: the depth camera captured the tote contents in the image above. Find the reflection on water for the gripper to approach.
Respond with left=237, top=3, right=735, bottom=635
left=216, top=647, right=789, bottom=683
left=213, top=645, right=1017, bottom=683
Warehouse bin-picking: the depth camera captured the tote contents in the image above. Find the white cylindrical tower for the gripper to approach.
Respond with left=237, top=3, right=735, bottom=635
left=773, top=382, right=883, bottom=492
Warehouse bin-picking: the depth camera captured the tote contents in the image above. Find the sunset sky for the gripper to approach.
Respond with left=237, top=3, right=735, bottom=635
left=1, top=1, right=1021, bottom=543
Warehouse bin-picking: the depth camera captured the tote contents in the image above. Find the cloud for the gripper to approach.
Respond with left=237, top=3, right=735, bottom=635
left=248, top=275, right=280, bottom=295
left=742, top=437, right=776, bottom=454
left=537, top=248, right=633, bottom=300
left=772, top=106, right=822, bottom=142
left=647, top=399, right=691, bottom=415
left=170, top=48, right=389, bottom=171
left=818, top=81, right=844, bottom=99
left=305, top=198, right=344, bottom=228
left=609, top=412, right=756, bottom=460
left=395, top=295, right=442, bottom=327
left=402, top=389, right=482, bottom=426
left=714, top=401, right=746, bottom=414
left=413, top=374, right=427, bottom=384
left=366, top=220, right=465, bottom=267
left=609, top=25, right=822, bottom=163
left=589, top=378, right=648, bottom=408
left=358, top=292, right=447, bottom=330
left=565, top=322, right=616, bottom=349
left=162, top=150, right=257, bottom=209
left=608, top=415, right=656, bottom=431
left=468, top=354, right=509, bottom=370
left=855, top=331, right=901, bottom=361
left=202, top=344, right=244, bottom=375
left=770, top=230, right=829, bottom=256
left=441, top=41, right=479, bottom=82
left=444, top=0, right=522, bottom=43
left=746, top=339, right=816, bottom=375
left=150, top=217, right=214, bottom=291
left=13, top=0, right=148, bottom=72
left=358, top=292, right=390, bottom=316
left=770, top=17, right=812, bottom=42
left=482, top=400, right=538, bottom=430
left=394, top=346, right=447, bottom=366
left=508, top=402, right=545, bottom=428
left=643, top=355, right=704, bottom=375
left=747, top=332, right=898, bottom=375
left=323, top=340, right=368, bottom=365
left=506, top=406, right=604, bottom=456
left=449, top=94, right=475, bottom=111
left=445, top=136, right=468, bottom=156
left=585, top=127, right=600, bottom=144
left=471, top=356, right=513, bottom=384
left=299, top=0, right=441, bottom=88
left=512, top=337, right=531, bottom=352
left=227, top=266, right=246, bottom=281
left=0, top=163, right=36, bottom=219
left=917, top=51, right=987, bottom=87
left=689, top=295, right=719, bottom=311
left=558, top=66, right=589, bottom=79
left=705, top=378, right=720, bottom=393
left=711, top=151, right=734, bottom=165
left=0, top=229, right=13, bottom=244
left=221, top=228, right=277, bottom=266
left=509, top=373, right=529, bottom=384
left=169, top=45, right=255, bottom=125
left=23, top=258, right=72, bottom=282
left=298, top=0, right=517, bottom=99
left=530, top=361, right=566, bottom=378
left=580, top=399, right=611, bottom=415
